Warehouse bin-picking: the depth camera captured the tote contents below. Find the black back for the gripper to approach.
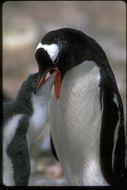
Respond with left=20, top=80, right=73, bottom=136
left=100, top=76, right=127, bottom=185
left=39, top=28, right=126, bottom=185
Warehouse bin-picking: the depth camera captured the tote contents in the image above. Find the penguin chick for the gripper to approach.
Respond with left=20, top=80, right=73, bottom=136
left=3, top=72, right=56, bottom=186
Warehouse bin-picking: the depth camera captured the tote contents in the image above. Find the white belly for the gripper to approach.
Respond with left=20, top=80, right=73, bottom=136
left=3, top=114, right=23, bottom=186
left=50, top=61, right=108, bottom=185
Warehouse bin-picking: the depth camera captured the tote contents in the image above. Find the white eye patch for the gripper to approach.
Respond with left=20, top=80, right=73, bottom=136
left=36, top=42, right=59, bottom=62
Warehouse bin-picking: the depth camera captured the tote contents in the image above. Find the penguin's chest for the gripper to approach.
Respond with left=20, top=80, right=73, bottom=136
left=50, top=61, right=107, bottom=185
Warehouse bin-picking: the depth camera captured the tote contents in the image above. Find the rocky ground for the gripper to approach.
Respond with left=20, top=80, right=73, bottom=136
left=3, top=1, right=126, bottom=186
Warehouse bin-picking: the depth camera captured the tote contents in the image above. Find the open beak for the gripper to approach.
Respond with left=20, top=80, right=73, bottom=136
left=35, top=48, right=61, bottom=98
left=34, top=67, right=52, bottom=93
left=34, top=67, right=61, bottom=99
left=49, top=67, right=61, bottom=99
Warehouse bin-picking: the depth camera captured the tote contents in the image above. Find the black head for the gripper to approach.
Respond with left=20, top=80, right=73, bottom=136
left=17, top=73, right=38, bottom=95
left=15, top=73, right=38, bottom=106
left=15, top=72, right=56, bottom=106
left=3, top=74, right=39, bottom=117
left=35, top=28, right=109, bottom=80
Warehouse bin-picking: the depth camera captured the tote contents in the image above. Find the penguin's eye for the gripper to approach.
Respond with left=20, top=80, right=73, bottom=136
left=54, top=57, right=59, bottom=65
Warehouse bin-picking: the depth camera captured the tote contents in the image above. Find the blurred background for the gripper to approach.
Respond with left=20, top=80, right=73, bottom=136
left=3, top=1, right=126, bottom=186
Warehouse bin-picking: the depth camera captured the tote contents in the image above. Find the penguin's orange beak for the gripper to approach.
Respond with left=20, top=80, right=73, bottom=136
left=35, top=68, right=61, bottom=99
left=49, top=68, right=61, bottom=99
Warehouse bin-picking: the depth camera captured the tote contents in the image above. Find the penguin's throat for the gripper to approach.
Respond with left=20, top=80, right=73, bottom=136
left=38, top=68, right=61, bottom=99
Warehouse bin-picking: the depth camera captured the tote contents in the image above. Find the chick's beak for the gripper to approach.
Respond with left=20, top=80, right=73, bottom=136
left=34, top=48, right=61, bottom=98
left=34, top=67, right=61, bottom=99
left=34, top=67, right=52, bottom=93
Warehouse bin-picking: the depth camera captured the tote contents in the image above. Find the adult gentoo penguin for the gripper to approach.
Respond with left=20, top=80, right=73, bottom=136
left=35, top=28, right=127, bottom=185
left=3, top=72, right=56, bottom=186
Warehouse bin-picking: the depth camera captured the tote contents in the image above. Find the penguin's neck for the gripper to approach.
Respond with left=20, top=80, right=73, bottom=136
left=51, top=60, right=107, bottom=185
